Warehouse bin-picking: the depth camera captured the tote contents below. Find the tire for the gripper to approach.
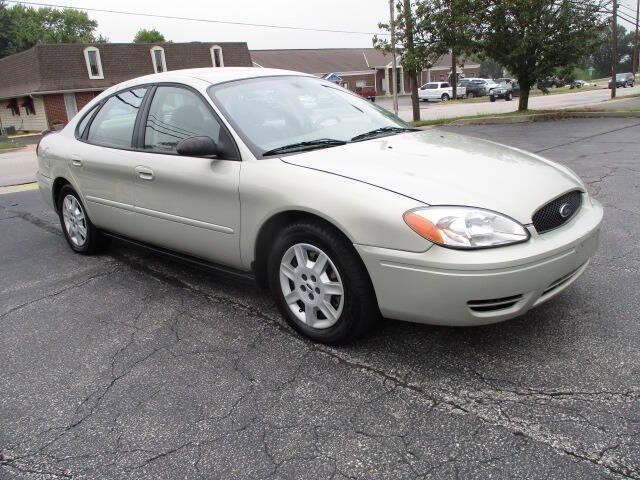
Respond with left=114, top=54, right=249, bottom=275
left=469, top=92, right=476, bottom=98
left=506, top=92, right=513, bottom=101
left=623, top=82, right=627, bottom=88
left=490, top=95, right=496, bottom=102
left=57, top=185, right=108, bottom=254
left=441, top=93, right=450, bottom=102
left=267, top=221, right=379, bottom=344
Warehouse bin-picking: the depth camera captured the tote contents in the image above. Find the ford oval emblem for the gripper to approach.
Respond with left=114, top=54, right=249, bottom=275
left=559, top=203, right=573, bottom=218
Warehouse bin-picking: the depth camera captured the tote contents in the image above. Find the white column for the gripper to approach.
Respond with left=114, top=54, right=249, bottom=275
left=399, top=67, right=405, bottom=94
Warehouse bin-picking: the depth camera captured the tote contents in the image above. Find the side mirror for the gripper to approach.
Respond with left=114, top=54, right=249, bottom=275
left=176, top=136, right=219, bottom=158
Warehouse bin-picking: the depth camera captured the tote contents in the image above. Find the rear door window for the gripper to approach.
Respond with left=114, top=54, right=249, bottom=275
left=86, top=88, right=147, bottom=148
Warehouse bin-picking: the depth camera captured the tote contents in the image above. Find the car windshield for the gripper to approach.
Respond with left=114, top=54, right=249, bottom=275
left=208, top=76, right=410, bottom=157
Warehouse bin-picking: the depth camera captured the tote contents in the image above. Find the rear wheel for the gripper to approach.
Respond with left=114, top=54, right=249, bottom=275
left=57, top=185, right=108, bottom=254
left=441, top=93, right=450, bottom=102
left=268, top=221, right=379, bottom=344
left=505, top=92, right=513, bottom=101
left=490, top=95, right=496, bottom=102
left=468, top=92, right=476, bottom=98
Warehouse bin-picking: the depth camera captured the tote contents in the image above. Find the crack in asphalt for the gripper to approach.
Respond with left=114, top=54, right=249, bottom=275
left=532, top=121, right=640, bottom=154
left=2, top=201, right=639, bottom=478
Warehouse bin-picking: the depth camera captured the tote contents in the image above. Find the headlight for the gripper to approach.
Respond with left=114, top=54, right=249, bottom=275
left=403, top=206, right=530, bottom=249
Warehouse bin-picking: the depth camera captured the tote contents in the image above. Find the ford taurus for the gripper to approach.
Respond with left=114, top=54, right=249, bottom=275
left=37, top=68, right=603, bottom=344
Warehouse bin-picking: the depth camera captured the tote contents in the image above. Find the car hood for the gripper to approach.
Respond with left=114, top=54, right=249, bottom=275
left=281, top=131, right=583, bottom=224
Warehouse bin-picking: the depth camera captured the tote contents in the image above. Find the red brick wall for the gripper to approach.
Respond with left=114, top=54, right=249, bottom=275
left=43, top=94, right=68, bottom=129
left=339, top=73, right=377, bottom=94
left=75, top=91, right=100, bottom=110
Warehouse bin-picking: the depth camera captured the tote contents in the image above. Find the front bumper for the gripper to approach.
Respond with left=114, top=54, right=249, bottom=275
left=356, top=198, right=603, bottom=326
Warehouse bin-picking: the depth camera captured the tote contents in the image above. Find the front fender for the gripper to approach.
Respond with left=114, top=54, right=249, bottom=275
left=239, top=159, right=433, bottom=269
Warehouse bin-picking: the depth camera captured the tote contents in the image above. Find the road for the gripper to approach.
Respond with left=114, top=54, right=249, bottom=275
left=1, top=118, right=639, bottom=479
left=377, top=86, right=640, bottom=121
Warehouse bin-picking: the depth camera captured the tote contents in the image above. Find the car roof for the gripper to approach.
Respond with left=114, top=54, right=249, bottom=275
left=103, top=67, right=313, bottom=94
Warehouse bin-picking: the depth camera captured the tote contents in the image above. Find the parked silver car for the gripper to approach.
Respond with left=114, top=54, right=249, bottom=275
left=37, top=68, right=603, bottom=344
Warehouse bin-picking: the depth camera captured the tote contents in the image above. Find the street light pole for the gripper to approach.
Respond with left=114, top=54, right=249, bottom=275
left=389, top=0, right=399, bottom=115
left=633, top=0, right=640, bottom=75
left=611, top=0, right=618, bottom=99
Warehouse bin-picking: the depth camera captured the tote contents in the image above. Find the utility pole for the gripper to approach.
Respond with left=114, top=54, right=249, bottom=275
left=633, top=0, right=639, bottom=75
left=611, top=0, right=618, bottom=99
left=389, top=0, right=399, bottom=116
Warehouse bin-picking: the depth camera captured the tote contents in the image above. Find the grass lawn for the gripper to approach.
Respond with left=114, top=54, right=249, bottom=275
left=410, top=106, right=640, bottom=128
left=0, top=142, right=24, bottom=150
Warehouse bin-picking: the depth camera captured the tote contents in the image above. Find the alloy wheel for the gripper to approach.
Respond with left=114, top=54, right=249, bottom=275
left=62, top=195, right=87, bottom=247
left=279, top=243, right=345, bottom=329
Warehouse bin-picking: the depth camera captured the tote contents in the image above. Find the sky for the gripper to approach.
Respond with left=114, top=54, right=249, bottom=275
left=52, top=0, right=392, bottom=49
left=10, top=0, right=640, bottom=49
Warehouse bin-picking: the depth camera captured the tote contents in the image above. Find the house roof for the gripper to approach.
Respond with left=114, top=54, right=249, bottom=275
left=0, top=42, right=252, bottom=99
left=251, top=48, right=391, bottom=74
left=250, top=48, right=480, bottom=75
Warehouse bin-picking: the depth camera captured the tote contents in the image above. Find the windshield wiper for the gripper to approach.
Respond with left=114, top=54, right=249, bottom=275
left=262, top=139, right=347, bottom=157
left=351, top=126, right=418, bottom=142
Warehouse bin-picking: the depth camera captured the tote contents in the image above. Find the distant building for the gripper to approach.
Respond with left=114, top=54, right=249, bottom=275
left=250, top=48, right=480, bottom=96
left=0, top=42, right=252, bottom=133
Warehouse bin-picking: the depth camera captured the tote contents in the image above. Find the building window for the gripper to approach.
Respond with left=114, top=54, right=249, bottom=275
left=150, top=46, right=167, bottom=73
left=210, top=46, right=224, bottom=67
left=83, top=47, right=104, bottom=79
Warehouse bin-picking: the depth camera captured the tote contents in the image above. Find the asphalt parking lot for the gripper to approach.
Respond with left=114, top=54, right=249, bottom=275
left=1, top=118, right=639, bottom=479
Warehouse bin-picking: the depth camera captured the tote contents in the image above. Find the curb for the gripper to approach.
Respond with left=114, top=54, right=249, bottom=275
left=0, top=145, right=26, bottom=153
left=445, top=110, right=640, bottom=126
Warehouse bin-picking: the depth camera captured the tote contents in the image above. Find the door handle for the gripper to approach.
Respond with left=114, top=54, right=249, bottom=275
left=135, top=166, right=154, bottom=181
left=71, top=158, right=83, bottom=167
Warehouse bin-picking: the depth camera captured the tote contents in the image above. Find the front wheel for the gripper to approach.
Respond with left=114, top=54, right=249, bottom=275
left=490, top=95, right=496, bottom=102
left=268, top=222, right=379, bottom=344
left=505, top=92, right=513, bottom=101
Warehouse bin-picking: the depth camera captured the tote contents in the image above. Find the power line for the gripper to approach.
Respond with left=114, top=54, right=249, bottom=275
left=4, top=0, right=390, bottom=37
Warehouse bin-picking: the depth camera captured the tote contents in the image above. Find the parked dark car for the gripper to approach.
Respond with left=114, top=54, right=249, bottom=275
left=609, top=73, right=635, bottom=88
left=464, top=79, right=496, bottom=98
left=490, top=80, right=520, bottom=102
left=537, top=76, right=566, bottom=89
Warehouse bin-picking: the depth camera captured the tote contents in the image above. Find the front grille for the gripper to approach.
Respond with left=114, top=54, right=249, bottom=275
left=467, top=294, right=523, bottom=313
left=532, top=191, right=582, bottom=234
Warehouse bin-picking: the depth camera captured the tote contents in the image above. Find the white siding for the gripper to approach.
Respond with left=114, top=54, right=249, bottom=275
left=0, top=96, right=47, bottom=133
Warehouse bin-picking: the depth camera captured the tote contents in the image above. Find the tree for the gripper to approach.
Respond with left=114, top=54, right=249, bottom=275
left=590, top=24, right=635, bottom=78
left=375, top=0, right=482, bottom=121
left=375, top=1, right=435, bottom=122
left=478, top=0, right=606, bottom=111
left=429, top=0, right=483, bottom=99
left=0, top=3, right=102, bottom=58
left=0, top=1, right=17, bottom=58
left=133, top=29, right=168, bottom=44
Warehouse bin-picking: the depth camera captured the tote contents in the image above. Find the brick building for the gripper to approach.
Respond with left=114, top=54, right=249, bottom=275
left=0, top=42, right=252, bottom=133
left=250, top=48, right=480, bottom=97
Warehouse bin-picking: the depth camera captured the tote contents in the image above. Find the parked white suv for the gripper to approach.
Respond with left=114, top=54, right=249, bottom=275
left=418, top=82, right=466, bottom=102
